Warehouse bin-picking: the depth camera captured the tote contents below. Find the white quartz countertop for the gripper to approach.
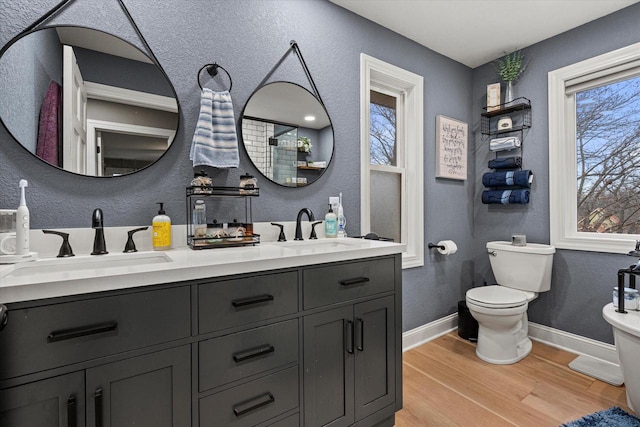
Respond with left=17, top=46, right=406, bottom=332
left=0, top=238, right=404, bottom=304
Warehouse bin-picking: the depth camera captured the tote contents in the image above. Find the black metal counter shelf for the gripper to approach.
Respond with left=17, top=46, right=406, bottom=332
left=186, top=186, right=259, bottom=250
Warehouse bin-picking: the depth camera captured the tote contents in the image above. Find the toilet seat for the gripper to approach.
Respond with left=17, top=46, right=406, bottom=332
left=466, top=285, right=529, bottom=309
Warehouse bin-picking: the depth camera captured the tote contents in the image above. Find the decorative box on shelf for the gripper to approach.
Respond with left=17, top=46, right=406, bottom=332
left=186, top=186, right=259, bottom=250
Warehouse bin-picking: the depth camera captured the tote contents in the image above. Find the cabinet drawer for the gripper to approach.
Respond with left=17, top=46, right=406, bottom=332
left=198, top=271, right=298, bottom=333
left=199, top=319, right=298, bottom=392
left=267, top=413, right=300, bottom=426
left=302, top=258, right=395, bottom=309
left=199, top=366, right=298, bottom=427
left=0, top=286, right=190, bottom=380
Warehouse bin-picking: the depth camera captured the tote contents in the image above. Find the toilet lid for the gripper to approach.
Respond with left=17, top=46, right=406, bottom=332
left=466, top=285, right=528, bottom=308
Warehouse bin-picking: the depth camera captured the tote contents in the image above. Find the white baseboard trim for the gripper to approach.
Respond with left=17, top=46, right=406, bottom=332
left=528, top=321, right=619, bottom=365
left=402, top=315, right=619, bottom=368
left=402, top=313, right=458, bottom=352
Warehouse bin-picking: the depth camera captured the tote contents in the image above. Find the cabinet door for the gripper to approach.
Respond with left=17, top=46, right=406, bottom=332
left=303, top=306, right=354, bottom=427
left=0, top=371, right=85, bottom=427
left=86, top=345, right=190, bottom=427
left=354, top=296, right=395, bottom=421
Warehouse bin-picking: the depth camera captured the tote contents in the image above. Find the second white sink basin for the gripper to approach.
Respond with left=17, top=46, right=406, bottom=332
left=264, top=239, right=372, bottom=254
left=273, top=240, right=353, bottom=249
left=1, top=252, right=172, bottom=278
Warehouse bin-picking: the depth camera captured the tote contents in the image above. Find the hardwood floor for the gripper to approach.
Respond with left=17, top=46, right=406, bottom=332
left=395, top=332, right=630, bottom=426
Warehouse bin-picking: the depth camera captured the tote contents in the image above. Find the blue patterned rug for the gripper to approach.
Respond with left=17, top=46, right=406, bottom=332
left=562, top=407, right=640, bottom=426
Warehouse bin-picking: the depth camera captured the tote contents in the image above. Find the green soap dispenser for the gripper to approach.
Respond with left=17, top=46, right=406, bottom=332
left=325, top=203, right=337, bottom=238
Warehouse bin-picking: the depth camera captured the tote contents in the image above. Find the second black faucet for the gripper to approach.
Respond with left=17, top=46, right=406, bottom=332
left=295, top=208, right=315, bottom=241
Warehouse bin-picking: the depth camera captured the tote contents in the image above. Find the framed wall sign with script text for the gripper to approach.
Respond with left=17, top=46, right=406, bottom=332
left=435, top=115, right=467, bottom=180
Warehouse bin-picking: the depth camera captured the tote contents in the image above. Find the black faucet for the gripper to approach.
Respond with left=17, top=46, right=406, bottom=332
left=91, top=208, right=108, bottom=255
left=295, top=208, right=315, bottom=241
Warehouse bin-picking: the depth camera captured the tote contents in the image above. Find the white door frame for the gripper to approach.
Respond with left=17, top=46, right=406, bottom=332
left=84, top=81, right=178, bottom=113
left=62, top=45, right=88, bottom=174
left=85, top=119, right=175, bottom=176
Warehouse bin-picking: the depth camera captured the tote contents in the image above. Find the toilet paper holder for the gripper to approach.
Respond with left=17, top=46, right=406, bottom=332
left=428, top=240, right=458, bottom=255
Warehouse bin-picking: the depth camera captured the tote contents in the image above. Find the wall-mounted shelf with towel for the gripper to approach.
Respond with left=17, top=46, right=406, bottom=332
left=186, top=186, right=259, bottom=249
left=481, top=98, right=531, bottom=136
left=480, top=98, right=533, bottom=205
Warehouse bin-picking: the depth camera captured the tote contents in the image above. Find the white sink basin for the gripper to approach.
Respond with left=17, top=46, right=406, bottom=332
left=264, top=239, right=369, bottom=254
left=272, top=240, right=352, bottom=248
left=1, top=252, right=172, bottom=278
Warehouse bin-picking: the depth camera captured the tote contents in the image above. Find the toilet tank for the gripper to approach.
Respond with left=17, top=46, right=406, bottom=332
left=487, top=241, right=555, bottom=292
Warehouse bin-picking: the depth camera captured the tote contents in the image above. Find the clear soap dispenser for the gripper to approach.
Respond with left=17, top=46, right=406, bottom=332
left=325, top=204, right=337, bottom=238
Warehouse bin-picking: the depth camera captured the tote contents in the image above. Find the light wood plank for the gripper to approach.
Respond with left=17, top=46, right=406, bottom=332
left=587, top=379, right=629, bottom=407
left=399, top=363, right=515, bottom=427
left=396, top=332, right=630, bottom=426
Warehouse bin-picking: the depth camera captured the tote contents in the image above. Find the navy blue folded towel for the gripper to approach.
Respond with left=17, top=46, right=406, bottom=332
left=482, top=170, right=533, bottom=188
left=488, top=156, right=522, bottom=170
left=481, top=189, right=530, bottom=205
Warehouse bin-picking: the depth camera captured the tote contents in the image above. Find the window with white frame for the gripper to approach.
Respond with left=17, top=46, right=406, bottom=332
left=549, top=42, right=640, bottom=253
left=360, top=54, right=424, bottom=268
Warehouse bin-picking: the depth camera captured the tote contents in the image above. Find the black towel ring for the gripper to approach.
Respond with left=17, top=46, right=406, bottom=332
left=197, top=63, right=232, bottom=92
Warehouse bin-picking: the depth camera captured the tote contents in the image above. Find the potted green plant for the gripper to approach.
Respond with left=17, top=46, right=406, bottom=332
left=297, top=137, right=312, bottom=154
left=495, top=49, right=527, bottom=106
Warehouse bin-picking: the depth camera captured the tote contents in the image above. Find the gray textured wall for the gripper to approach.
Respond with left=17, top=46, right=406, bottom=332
left=471, top=3, right=640, bottom=344
left=74, top=46, right=174, bottom=97
left=0, top=0, right=474, bottom=333
left=0, top=27, right=61, bottom=152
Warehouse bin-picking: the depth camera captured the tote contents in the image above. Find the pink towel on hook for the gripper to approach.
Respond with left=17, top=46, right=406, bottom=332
left=36, top=80, right=62, bottom=166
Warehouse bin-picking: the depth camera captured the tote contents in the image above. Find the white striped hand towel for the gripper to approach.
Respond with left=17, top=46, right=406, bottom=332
left=190, top=89, right=239, bottom=168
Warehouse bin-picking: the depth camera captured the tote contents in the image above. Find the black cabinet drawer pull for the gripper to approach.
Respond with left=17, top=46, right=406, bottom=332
left=345, top=320, right=354, bottom=354
left=94, top=388, right=103, bottom=427
left=0, top=304, right=7, bottom=331
left=67, top=395, right=77, bottom=427
left=231, top=294, right=274, bottom=308
left=356, top=318, right=364, bottom=351
left=340, top=277, right=370, bottom=287
left=47, top=321, right=118, bottom=343
left=233, top=344, right=275, bottom=363
left=233, top=392, right=275, bottom=417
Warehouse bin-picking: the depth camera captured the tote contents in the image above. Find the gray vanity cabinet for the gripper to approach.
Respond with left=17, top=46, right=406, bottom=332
left=0, top=285, right=192, bottom=427
left=0, top=371, right=85, bottom=427
left=302, top=256, right=398, bottom=427
left=0, top=253, right=402, bottom=427
left=353, top=296, right=395, bottom=421
left=85, top=345, right=191, bottom=427
left=303, top=306, right=355, bottom=427
left=303, top=297, right=395, bottom=427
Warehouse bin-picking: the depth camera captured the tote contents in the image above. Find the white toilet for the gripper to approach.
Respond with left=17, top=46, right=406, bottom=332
left=465, top=241, right=555, bottom=364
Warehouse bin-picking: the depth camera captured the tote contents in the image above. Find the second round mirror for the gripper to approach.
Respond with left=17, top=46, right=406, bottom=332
left=241, top=82, right=333, bottom=187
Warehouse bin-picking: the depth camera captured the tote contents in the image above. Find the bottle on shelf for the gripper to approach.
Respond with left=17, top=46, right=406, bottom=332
left=192, top=200, right=207, bottom=239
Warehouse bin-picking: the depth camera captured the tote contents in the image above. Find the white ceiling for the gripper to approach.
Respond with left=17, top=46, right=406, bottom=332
left=244, top=82, right=331, bottom=129
left=56, top=27, right=151, bottom=64
left=329, top=0, right=639, bottom=68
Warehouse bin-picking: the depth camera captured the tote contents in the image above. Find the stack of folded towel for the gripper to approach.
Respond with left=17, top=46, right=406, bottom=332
left=482, top=170, right=533, bottom=188
left=482, top=189, right=530, bottom=205
left=481, top=156, right=532, bottom=205
left=488, top=156, right=521, bottom=170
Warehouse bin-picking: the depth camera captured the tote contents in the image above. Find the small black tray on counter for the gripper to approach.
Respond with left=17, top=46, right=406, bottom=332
left=189, top=233, right=260, bottom=250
